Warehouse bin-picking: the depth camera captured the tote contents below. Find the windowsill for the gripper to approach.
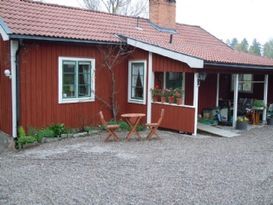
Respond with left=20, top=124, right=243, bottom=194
left=59, top=98, right=95, bottom=104
left=128, top=99, right=146, bottom=105
left=152, top=102, right=194, bottom=109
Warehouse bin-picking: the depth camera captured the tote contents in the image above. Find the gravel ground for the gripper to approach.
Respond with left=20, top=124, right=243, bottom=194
left=0, top=126, right=273, bottom=205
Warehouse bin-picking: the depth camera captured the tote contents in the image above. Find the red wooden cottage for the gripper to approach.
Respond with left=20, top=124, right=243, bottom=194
left=1, top=0, right=273, bottom=138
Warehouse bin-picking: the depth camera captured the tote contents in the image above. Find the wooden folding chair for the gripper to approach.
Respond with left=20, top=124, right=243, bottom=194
left=146, top=109, right=165, bottom=140
left=99, top=111, right=120, bottom=142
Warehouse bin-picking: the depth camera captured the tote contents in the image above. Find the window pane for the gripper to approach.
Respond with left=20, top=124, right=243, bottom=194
left=63, top=74, right=75, bottom=85
left=79, top=62, right=91, bottom=73
left=166, top=72, right=182, bottom=89
left=79, top=85, right=91, bottom=97
left=131, top=62, right=144, bottom=100
left=63, top=85, right=76, bottom=98
left=63, top=61, right=76, bottom=73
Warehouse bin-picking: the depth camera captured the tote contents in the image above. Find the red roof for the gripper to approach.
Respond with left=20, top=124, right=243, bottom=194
left=1, top=0, right=273, bottom=67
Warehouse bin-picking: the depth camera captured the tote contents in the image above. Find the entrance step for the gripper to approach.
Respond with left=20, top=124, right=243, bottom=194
left=197, top=123, right=240, bottom=138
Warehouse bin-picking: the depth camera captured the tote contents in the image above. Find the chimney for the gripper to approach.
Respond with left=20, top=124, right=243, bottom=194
left=149, top=0, right=176, bottom=30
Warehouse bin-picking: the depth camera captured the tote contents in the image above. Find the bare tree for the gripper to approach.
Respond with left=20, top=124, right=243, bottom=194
left=95, top=44, right=134, bottom=121
left=82, top=0, right=148, bottom=17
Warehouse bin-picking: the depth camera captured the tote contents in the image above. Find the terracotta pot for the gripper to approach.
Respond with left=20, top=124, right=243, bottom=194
left=168, top=96, right=175, bottom=104
left=161, top=96, right=166, bottom=103
left=153, top=96, right=160, bottom=102
left=176, top=98, right=182, bottom=105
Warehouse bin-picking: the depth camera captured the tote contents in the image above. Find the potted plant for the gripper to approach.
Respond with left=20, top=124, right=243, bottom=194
left=236, top=116, right=249, bottom=130
left=174, top=88, right=183, bottom=105
left=150, top=87, right=161, bottom=102
left=168, top=89, right=175, bottom=104
left=160, top=89, right=168, bottom=103
left=252, top=100, right=265, bottom=110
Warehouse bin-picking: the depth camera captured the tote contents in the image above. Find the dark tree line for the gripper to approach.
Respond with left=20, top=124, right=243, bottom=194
left=226, top=38, right=273, bottom=59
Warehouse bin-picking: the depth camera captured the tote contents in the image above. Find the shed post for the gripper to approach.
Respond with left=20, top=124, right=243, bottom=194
left=147, top=52, right=154, bottom=123
left=263, top=74, right=269, bottom=123
left=193, top=73, right=199, bottom=135
left=233, top=74, right=239, bottom=128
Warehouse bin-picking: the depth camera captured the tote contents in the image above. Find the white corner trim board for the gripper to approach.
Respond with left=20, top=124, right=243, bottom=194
left=127, top=38, right=204, bottom=69
left=11, top=40, right=19, bottom=138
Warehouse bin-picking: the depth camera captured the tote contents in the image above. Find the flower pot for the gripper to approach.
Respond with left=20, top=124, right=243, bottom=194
left=236, top=121, right=248, bottom=130
left=267, top=118, right=273, bottom=125
left=176, top=98, right=182, bottom=105
left=168, top=96, right=175, bottom=104
left=153, top=96, right=160, bottom=102
left=161, top=96, right=166, bottom=103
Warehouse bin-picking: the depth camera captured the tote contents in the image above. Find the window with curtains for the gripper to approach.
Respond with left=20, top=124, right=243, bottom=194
left=58, top=57, right=95, bottom=103
left=128, top=60, right=147, bottom=104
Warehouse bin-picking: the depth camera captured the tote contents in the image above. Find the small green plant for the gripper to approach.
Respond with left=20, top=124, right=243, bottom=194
left=49, top=124, right=65, bottom=137
left=252, top=100, right=265, bottom=108
left=150, top=87, right=161, bottom=97
left=83, top=126, right=95, bottom=132
left=18, top=126, right=26, bottom=138
left=36, top=128, right=55, bottom=142
left=17, top=135, right=37, bottom=148
left=237, top=116, right=249, bottom=123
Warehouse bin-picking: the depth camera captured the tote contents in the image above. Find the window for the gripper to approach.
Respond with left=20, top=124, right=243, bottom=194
left=165, top=72, right=183, bottom=89
left=58, top=57, right=95, bottom=103
left=231, top=74, right=253, bottom=93
left=128, top=60, right=147, bottom=104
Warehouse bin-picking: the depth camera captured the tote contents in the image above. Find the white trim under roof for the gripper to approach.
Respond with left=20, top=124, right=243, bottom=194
left=127, top=38, right=204, bottom=69
left=0, top=25, right=9, bottom=41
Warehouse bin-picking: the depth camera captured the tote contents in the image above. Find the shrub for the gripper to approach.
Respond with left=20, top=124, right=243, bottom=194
left=36, top=128, right=55, bottom=142
left=18, top=126, right=26, bottom=138
left=49, top=124, right=65, bottom=137
left=17, top=135, right=37, bottom=147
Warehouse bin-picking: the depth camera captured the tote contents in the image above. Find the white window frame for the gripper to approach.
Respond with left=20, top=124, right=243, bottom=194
left=128, top=60, right=147, bottom=104
left=58, top=57, right=95, bottom=104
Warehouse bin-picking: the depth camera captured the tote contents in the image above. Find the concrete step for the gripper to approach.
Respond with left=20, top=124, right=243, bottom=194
left=0, top=131, right=11, bottom=153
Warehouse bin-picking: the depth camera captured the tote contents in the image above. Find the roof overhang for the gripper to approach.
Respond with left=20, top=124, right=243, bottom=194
left=0, top=18, right=11, bottom=41
left=205, top=62, right=273, bottom=70
left=124, top=37, right=204, bottom=69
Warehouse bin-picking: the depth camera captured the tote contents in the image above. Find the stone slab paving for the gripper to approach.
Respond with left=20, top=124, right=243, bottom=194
left=0, top=127, right=273, bottom=205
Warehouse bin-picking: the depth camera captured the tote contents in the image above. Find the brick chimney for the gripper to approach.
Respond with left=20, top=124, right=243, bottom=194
left=149, top=0, right=176, bottom=30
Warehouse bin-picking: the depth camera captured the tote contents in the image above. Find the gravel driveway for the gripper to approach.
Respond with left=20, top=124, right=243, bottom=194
left=0, top=126, right=273, bottom=205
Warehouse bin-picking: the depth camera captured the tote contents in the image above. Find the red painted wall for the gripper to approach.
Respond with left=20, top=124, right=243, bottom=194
left=152, top=103, right=195, bottom=133
left=198, top=73, right=217, bottom=113
left=0, top=38, right=12, bottom=135
left=19, top=41, right=149, bottom=131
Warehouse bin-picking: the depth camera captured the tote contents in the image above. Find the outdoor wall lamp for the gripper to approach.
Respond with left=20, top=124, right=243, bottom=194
left=198, top=72, right=207, bottom=81
left=4, top=69, right=12, bottom=79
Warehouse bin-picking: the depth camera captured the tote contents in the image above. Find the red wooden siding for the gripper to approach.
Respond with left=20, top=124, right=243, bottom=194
left=152, top=103, right=195, bottom=133
left=269, top=75, right=273, bottom=104
left=198, top=73, right=217, bottom=113
left=153, top=54, right=193, bottom=73
left=19, top=41, right=145, bottom=131
left=0, top=38, right=12, bottom=135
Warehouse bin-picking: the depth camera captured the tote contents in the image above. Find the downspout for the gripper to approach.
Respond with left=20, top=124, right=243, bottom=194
left=15, top=40, right=22, bottom=134
left=10, top=40, right=20, bottom=138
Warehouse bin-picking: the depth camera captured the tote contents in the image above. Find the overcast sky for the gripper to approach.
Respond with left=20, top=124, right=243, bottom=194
left=44, top=0, right=273, bottom=44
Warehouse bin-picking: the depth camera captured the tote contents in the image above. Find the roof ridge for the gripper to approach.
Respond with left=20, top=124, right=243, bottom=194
left=20, top=0, right=146, bottom=20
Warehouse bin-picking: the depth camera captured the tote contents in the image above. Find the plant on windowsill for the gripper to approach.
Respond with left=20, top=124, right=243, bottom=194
left=150, top=87, right=161, bottom=102
left=236, top=116, right=249, bottom=130
left=160, top=89, right=169, bottom=103
left=168, top=89, right=175, bottom=104
left=174, top=88, right=183, bottom=105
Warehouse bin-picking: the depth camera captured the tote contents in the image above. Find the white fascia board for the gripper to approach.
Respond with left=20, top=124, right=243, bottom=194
left=127, top=38, right=204, bottom=69
left=0, top=25, right=9, bottom=41
left=0, top=18, right=11, bottom=41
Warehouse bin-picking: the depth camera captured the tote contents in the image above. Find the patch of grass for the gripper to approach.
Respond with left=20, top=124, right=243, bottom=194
left=48, top=124, right=65, bottom=137
left=36, top=128, right=55, bottom=142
